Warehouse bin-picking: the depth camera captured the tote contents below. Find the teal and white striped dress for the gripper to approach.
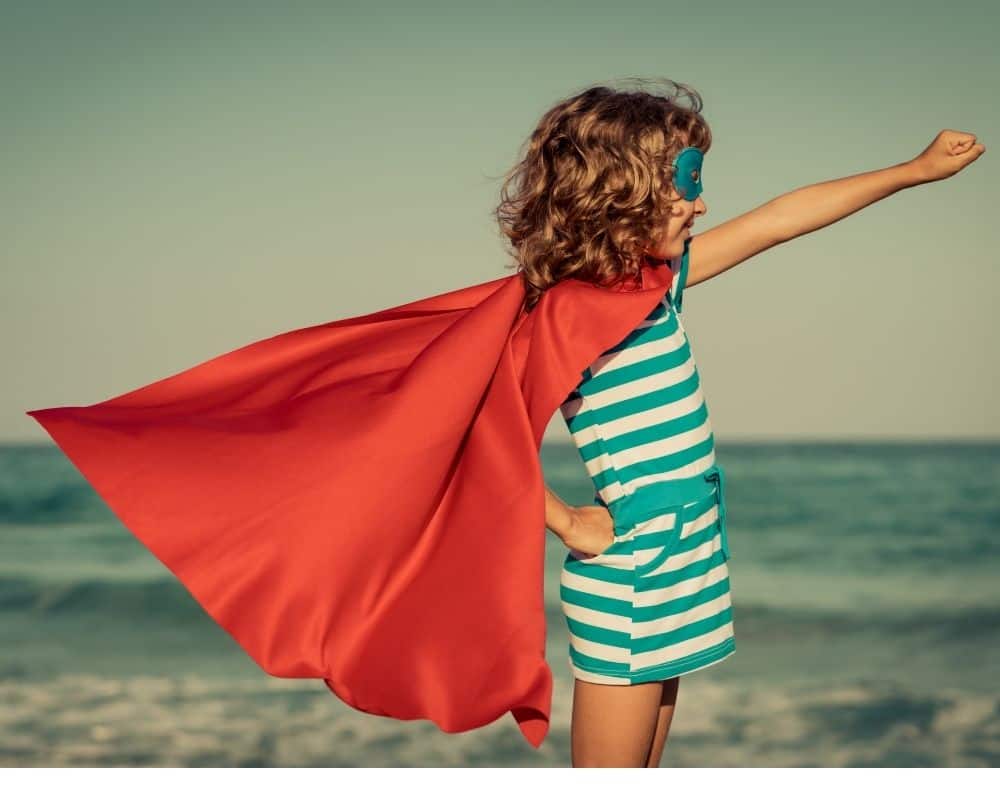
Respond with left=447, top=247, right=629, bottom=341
left=558, top=241, right=736, bottom=684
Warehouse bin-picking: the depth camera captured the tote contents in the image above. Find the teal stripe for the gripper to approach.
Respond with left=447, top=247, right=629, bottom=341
left=676, top=490, right=717, bottom=523
left=588, top=467, right=615, bottom=494
left=631, top=520, right=680, bottom=543
left=579, top=342, right=691, bottom=397
left=602, top=300, right=673, bottom=354
left=561, top=559, right=634, bottom=585
left=575, top=401, right=707, bottom=465
left=636, top=546, right=728, bottom=591
left=590, top=312, right=680, bottom=360
left=568, top=638, right=737, bottom=684
left=591, top=369, right=701, bottom=423
left=565, top=616, right=631, bottom=648
left=562, top=404, right=591, bottom=434
left=622, top=637, right=735, bottom=682
left=607, top=434, right=716, bottom=487
left=667, top=515, right=720, bottom=556
left=560, top=584, right=633, bottom=617
left=601, top=401, right=709, bottom=455
left=568, top=643, right=629, bottom=674
left=567, top=369, right=701, bottom=434
left=632, top=606, right=733, bottom=654
left=575, top=432, right=611, bottom=466
left=622, top=491, right=716, bottom=546
left=632, top=576, right=731, bottom=623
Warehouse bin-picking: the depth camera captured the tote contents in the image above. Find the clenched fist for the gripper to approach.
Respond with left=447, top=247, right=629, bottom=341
left=910, top=130, right=986, bottom=183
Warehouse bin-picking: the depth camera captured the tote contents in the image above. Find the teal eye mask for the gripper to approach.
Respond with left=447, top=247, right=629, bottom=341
left=672, top=146, right=704, bottom=201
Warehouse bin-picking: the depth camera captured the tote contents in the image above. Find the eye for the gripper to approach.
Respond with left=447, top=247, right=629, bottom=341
left=690, top=169, right=700, bottom=181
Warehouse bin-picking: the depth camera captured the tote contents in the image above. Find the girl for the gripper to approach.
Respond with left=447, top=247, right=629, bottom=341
left=27, top=78, right=984, bottom=767
left=496, top=79, right=985, bottom=767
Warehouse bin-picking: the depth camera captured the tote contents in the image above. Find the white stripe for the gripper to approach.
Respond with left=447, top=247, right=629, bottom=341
left=576, top=389, right=704, bottom=446
left=607, top=452, right=718, bottom=503
left=584, top=355, right=695, bottom=408
left=631, top=622, right=735, bottom=672
left=632, top=590, right=732, bottom=639
left=634, top=560, right=730, bottom=607
left=599, top=416, right=714, bottom=472
left=639, top=526, right=722, bottom=579
left=634, top=505, right=721, bottom=579
left=559, top=568, right=633, bottom=602
left=587, top=320, right=684, bottom=377
left=567, top=632, right=631, bottom=664
left=561, top=599, right=630, bottom=630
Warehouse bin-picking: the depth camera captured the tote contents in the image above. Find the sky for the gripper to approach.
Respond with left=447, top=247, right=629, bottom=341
left=4, top=0, right=998, bottom=443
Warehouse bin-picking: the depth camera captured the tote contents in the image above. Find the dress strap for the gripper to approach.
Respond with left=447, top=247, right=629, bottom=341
left=670, top=236, right=691, bottom=314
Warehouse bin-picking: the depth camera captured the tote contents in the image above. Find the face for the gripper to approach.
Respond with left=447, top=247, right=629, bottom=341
left=644, top=146, right=708, bottom=261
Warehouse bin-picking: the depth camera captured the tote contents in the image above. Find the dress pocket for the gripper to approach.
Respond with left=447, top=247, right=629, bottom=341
left=632, top=506, right=685, bottom=578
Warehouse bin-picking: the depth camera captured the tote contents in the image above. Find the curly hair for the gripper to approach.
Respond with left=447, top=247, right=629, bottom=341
left=494, top=78, right=712, bottom=313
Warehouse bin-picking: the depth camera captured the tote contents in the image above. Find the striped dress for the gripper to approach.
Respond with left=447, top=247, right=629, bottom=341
left=557, top=241, right=736, bottom=684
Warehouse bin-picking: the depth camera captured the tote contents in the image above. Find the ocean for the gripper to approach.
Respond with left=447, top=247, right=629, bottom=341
left=1, top=440, right=998, bottom=767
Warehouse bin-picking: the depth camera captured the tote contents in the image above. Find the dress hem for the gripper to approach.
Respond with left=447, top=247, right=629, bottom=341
left=569, top=635, right=736, bottom=685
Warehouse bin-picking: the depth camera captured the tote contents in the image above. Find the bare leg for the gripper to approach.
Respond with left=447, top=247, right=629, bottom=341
left=644, top=676, right=680, bottom=767
left=570, top=678, right=665, bottom=767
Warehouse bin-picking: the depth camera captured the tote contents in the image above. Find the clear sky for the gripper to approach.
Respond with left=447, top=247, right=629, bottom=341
left=5, top=0, right=997, bottom=443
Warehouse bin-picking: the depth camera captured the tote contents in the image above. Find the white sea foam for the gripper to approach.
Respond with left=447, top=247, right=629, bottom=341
left=0, top=672, right=997, bottom=767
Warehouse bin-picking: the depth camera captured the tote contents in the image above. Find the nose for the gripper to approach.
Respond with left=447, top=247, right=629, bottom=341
left=694, top=196, right=707, bottom=216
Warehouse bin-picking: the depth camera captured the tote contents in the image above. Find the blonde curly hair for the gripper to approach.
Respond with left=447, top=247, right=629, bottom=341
left=494, top=78, right=712, bottom=313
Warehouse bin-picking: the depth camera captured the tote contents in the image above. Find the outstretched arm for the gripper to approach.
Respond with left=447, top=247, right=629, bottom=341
left=685, top=129, right=986, bottom=289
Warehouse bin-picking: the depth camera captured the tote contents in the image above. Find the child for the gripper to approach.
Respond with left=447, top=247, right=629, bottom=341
left=26, top=78, right=984, bottom=767
left=497, top=79, right=983, bottom=767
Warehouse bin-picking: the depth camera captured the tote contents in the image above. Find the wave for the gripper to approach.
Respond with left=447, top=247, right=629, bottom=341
left=0, top=574, right=199, bottom=620
left=0, top=485, right=109, bottom=525
left=0, top=671, right=996, bottom=766
left=4, top=571, right=999, bottom=646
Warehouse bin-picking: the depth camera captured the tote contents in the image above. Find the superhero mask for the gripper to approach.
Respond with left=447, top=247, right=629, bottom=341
left=672, top=146, right=704, bottom=201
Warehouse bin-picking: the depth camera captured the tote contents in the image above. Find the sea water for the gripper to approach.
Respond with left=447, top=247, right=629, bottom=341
left=1, top=441, right=998, bottom=766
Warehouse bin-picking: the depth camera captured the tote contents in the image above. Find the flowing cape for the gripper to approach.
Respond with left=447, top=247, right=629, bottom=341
left=25, top=260, right=676, bottom=748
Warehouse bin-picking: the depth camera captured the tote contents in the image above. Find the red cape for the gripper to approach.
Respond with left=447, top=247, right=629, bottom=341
left=26, top=260, right=675, bottom=748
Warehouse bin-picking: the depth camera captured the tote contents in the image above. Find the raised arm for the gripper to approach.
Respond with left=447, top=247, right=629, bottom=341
left=685, top=129, right=986, bottom=289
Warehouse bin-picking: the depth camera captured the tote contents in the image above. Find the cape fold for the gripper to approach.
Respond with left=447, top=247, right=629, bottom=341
left=25, top=262, right=675, bottom=748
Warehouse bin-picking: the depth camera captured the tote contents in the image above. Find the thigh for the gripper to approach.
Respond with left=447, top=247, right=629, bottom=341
left=570, top=678, right=665, bottom=767
left=646, top=676, right=680, bottom=768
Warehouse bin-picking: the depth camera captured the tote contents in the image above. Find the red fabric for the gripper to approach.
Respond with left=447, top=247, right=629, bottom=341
left=25, top=262, right=674, bottom=748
